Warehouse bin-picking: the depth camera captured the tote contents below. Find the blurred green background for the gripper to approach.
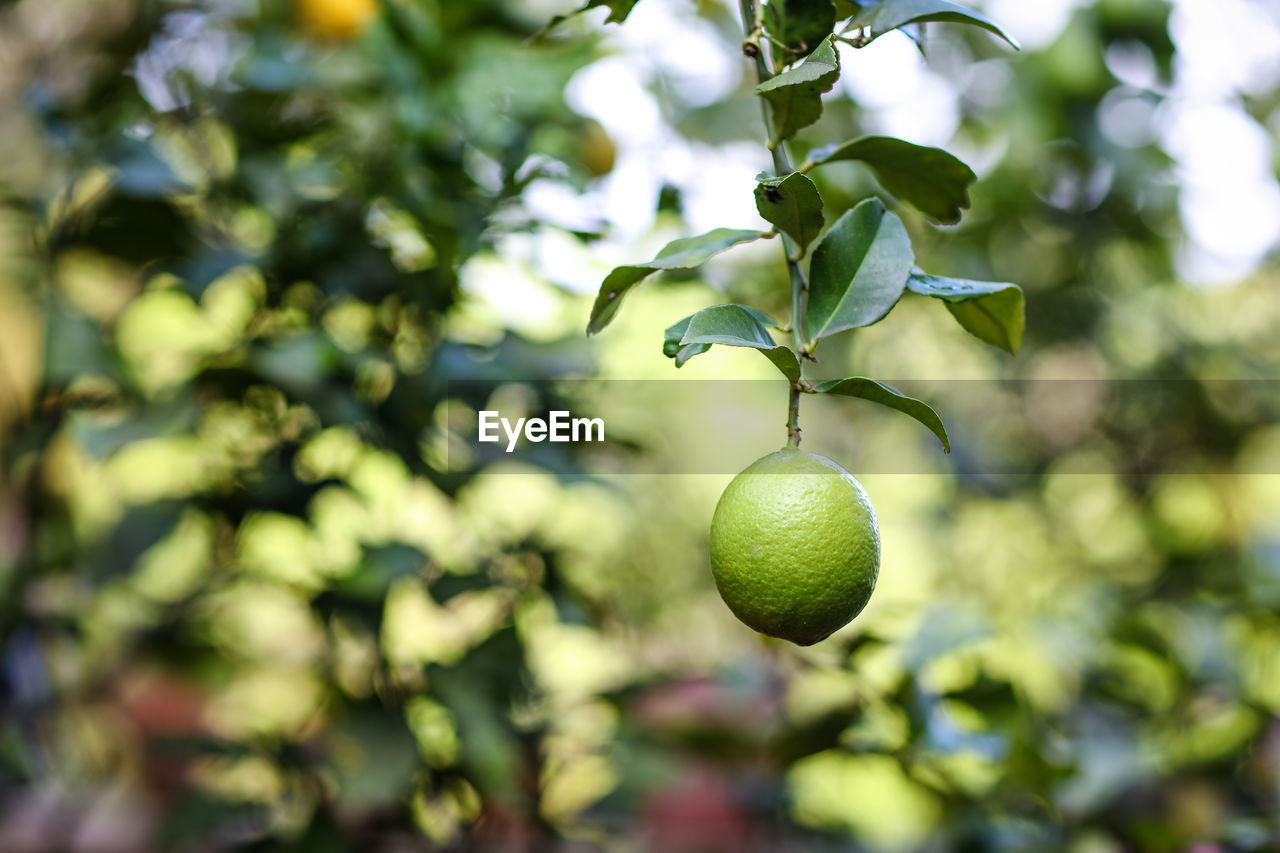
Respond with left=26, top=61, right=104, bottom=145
left=2, top=0, right=1280, bottom=850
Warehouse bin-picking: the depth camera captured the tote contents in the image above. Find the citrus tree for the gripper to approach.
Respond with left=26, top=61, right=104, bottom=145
left=4, top=0, right=1280, bottom=850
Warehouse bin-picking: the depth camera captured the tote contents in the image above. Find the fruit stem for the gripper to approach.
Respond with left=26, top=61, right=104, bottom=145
left=740, top=0, right=811, bottom=447
left=786, top=383, right=802, bottom=448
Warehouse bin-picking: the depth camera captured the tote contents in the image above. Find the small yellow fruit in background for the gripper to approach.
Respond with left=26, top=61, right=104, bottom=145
left=709, top=448, right=880, bottom=646
left=297, top=0, right=379, bottom=40
left=578, top=119, right=617, bottom=178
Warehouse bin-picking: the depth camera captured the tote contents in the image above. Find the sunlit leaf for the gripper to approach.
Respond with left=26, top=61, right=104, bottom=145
left=811, top=376, right=949, bottom=451
left=757, top=36, right=840, bottom=143
left=846, top=0, right=1020, bottom=49
left=806, top=136, right=975, bottom=224
left=587, top=229, right=768, bottom=334
left=755, top=172, right=824, bottom=256
left=907, top=271, right=1024, bottom=354
left=806, top=198, right=914, bottom=341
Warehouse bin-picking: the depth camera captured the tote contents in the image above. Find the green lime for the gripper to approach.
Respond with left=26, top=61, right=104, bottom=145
left=709, top=448, right=880, bottom=645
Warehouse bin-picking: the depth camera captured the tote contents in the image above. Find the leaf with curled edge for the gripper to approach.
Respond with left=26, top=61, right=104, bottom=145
left=845, top=0, right=1020, bottom=50
left=806, top=136, right=975, bottom=225
left=812, top=376, right=950, bottom=451
left=587, top=229, right=768, bottom=335
left=670, top=304, right=800, bottom=382
left=662, top=314, right=711, bottom=367
left=756, top=36, right=840, bottom=143
left=907, top=271, right=1024, bottom=355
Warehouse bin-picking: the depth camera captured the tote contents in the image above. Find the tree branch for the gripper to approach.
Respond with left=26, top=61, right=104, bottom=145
left=740, top=0, right=811, bottom=446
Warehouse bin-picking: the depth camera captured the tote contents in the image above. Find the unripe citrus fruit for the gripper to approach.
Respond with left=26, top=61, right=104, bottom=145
left=709, top=448, right=880, bottom=645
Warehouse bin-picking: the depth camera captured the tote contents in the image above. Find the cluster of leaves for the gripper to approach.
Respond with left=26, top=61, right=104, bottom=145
left=585, top=0, right=1025, bottom=450
left=0, top=0, right=625, bottom=847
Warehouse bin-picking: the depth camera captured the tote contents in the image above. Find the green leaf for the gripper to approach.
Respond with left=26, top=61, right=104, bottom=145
left=806, top=197, right=914, bottom=341
left=664, top=303, right=788, bottom=368
left=587, top=229, right=768, bottom=335
left=755, top=172, right=824, bottom=256
left=673, top=304, right=800, bottom=382
left=756, top=36, right=841, bottom=143
left=662, top=314, right=711, bottom=367
left=907, top=272, right=1025, bottom=355
left=847, top=0, right=1020, bottom=50
left=532, top=0, right=642, bottom=39
left=812, top=377, right=950, bottom=451
left=766, top=0, right=837, bottom=58
left=807, top=136, right=976, bottom=225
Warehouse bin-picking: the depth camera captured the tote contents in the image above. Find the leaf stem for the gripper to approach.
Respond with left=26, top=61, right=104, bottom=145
left=740, top=0, right=812, bottom=446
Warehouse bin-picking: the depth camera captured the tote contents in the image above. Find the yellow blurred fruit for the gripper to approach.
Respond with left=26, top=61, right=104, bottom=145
left=578, top=119, right=617, bottom=178
left=297, top=0, right=379, bottom=40
left=710, top=448, right=879, bottom=645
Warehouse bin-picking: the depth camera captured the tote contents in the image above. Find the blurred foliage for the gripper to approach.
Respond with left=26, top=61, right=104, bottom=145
left=1, top=0, right=1279, bottom=851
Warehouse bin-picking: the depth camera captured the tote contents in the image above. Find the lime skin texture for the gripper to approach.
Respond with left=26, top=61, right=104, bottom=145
left=709, top=448, right=880, bottom=646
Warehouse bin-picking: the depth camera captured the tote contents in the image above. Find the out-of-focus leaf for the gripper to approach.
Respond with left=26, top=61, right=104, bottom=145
left=531, top=0, right=642, bottom=39
left=766, top=0, right=838, bottom=57
left=587, top=229, right=767, bottom=334
left=907, top=271, right=1025, bottom=354
left=755, top=172, right=824, bottom=256
left=757, top=36, right=840, bottom=143
left=806, top=198, right=913, bottom=341
left=68, top=398, right=199, bottom=459
left=329, top=704, right=421, bottom=814
left=108, top=139, right=188, bottom=198
left=811, top=376, right=949, bottom=451
left=335, top=544, right=427, bottom=601
left=675, top=304, right=800, bottom=382
left=249, top=333, right=339, bottom=392
left=43, top=303, right=114, bottom=385
left=90, top=503, right=185, bottom=582
left=806, top=136, right=976, bottom=224
left=847, top=0, right=1020, bottom=49
left=78, top=195, right=194, bottom=266
left=432, top=628, right=531, bottom=808
left=271, top=811, right=349, bottom=853
left=159, top=794, right=264, bottom=852
left=900, top=606, right=988, bottom=669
